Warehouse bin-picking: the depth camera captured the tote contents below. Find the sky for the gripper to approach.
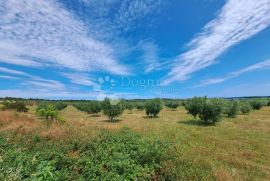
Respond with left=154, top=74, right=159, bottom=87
left=0, top=0, right=270, bottom=99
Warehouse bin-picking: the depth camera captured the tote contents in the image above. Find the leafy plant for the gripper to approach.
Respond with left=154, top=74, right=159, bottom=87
left=165, top=101, right=180, bottom=111
left=224, top=101, right=239, bottom=118
left=74, top=101, right=102, bottom=115
left=199, top=98, right=224, bottom=124
left=184, top=97, right=206, bottom=119
left=2, top=101, right=28, bottom=112
left=102, top=98, right=124, bottom=122
left=240, top=101, right=252, bottom=114
left=37, top=105, right=65, bottom=124
left=135, top=102, right=145, bottom=110
left=145, top=98, right=163, bottom=117
left=249, top=99, right=265, bottom=110
left=125, top=102, right=135, bottom=113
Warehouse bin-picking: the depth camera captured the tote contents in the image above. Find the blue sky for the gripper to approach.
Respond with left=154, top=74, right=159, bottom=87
left=0, top=0, right=270, bottom=99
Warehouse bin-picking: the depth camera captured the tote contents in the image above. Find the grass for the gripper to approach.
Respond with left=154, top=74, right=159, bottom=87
left=0, top=105, right=270, bottom=180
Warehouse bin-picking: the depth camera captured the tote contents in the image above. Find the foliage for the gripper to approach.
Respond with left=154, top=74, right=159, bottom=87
left=240, top=101, right=252, bottom=114
left=224, top=100, right=239, bottom=118
left=102, top=98, right=124, bottom=122
left=0, top=128, right=170, bottom=180
left=2, top=101, right=28, bottom=112
left=145, top=98, right=163, bottom=117
left=184, top=97, right=206, bottom=119
left=198, top=98, right=224, bottom=124
left=37, top=105, right=65, bottom=124
left=125, top=102, right=135, bottom=113
left=165, top=101, right=180, bottom=110
left=74, top=101, right=102, bottom=115
left=135, top=102, right=145, bottom=110
left=249, top=99, right=266, bottom=110
left=37, top=101, right=67, bottom=111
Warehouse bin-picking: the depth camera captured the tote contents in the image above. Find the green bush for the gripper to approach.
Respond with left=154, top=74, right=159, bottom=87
left=74, top=101, right=102, bottom=115
left=199, top=99, right=224, bottom=124
left=37, top=105, right=65, bottom=124
left=249, top=99, right=265, bottom=110
left=224, top=101, right=239, bottom=118
left=125, top=102, right=135, bottom=113
left=102, top=98, right=124, bottom=122
left=165, top=101, right=180, bottom=111
left=145, top=98, right=163, bottom=117
left=0, top=128, right=170, bottom=180
left=135, top=102, right=145, bottom=110
left=240, top=102, right=252, bottom=114
left=2, top=101, right=28, bottom=112
left=184, top=97, right=206, bottom=119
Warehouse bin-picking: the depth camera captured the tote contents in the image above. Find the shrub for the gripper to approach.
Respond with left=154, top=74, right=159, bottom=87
left=145, top=98, right=163, bottom=117
left=165, top=101, right=180, bottom=111
left=125, top=102, right=135, bottom=113
left=268, top=99, right=270, bottom=106
left=2, top=101, right=28, bottom=112
left=135, top=102, right=145, bottom=110
left=199, top=99, right=224, bottom=124
left=74, top=101, right=102, bottom=115
left=224, top=101, right=239, bottom=118
left=240, top=102, right=252, bottom=114
left=102, top=98, right=124, bottom=122
left=37, top=105, right=65, bottom=124
left=184, top=97, right=206, bottom=119
left=249, top=99, right=265, bottom=110
left=0, top=128, right=170, bottom=180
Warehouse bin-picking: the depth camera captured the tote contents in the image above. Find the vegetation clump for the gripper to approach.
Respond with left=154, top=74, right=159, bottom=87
left=74, top=101, right=102, bottom=115
left=135, top=102, right=145, bottom=110
left=145, top=98, right=163, bottom=117
left=165, top=101, right=180, bottom=111
left=185, top=97, right=206, bottom=119
left=240, top=101, right=252, bottom=114
left=102, top=98, right=124, bottom=122
left=37, top=104, right=65, bottom=124
left=224, top=100, right=239, bottom=118
left=0, top=128, right=170, bottom=180
left=2, top=101, right=28, bottom=112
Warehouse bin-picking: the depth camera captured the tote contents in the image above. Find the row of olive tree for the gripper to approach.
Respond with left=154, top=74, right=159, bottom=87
left=184, top=97, right=269, bottom=124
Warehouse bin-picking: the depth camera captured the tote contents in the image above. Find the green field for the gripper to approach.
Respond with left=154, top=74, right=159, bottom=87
left=0, top=105, right=270, bottom=180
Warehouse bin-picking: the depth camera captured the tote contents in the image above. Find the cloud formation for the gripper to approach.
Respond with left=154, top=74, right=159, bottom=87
left=165, top=0, right=270, bottom=84
left=0, top=0, right=129, bottom=75
left=199, top=59, right=270, bottom=86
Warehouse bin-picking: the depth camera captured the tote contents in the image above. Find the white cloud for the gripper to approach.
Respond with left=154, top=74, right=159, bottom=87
left=115, top=0, right=163, bottom=32
left=0, top=0, right=129, bottom=75
left=138, top=41, right=161, bottom=73
left=199, top=59, right=270, bottom=86
left=0, top=67, right=30, bottom=76
left=61, top=72, right=97, bottom=87
left=0, top=75, right=20, bottom=80
left=165, top=0, right=270, bottom=84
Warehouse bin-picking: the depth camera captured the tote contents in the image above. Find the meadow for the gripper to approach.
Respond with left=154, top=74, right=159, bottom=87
left=0, top=100, right=270, bottom=180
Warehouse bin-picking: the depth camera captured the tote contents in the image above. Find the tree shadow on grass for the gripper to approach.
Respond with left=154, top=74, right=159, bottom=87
left=142, top=116, right=160, bottom=119
left=101, top=119, right=122, bottom=123
left=178, top=119, right=216, bottom=127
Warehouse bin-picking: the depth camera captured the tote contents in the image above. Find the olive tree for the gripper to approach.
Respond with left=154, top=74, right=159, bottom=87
left=184, top=97, right=206, bottom=119
left=249, top=99, right=265, bottom=110
left=125, top=102, right=135, bottom=113
left=224, top=101, right=239, bottom=118
left=145, top=98, right=163, bottom=117
left=102, top=98, right=124, bottom=122
left=37, top=105, right=65, bottom=124
left=199, top=99, right=224, bottom=124
left=165, top=101, right=180, bottom=111
left=240, top=101, right=252, bottom=114
left=135, top=102, right=145, bottom=110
